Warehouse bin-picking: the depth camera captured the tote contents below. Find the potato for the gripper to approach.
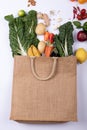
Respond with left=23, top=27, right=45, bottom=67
left=35, top=23, right=46, bottom=35
left=38, top=41, right=46, bottom=54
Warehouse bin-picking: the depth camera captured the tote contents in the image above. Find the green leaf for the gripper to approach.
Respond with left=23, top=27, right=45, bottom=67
left=54, top=35, right=65, bottom=57
left=54, top=22, right=74, bottom=56
left=4, top=15, right=14, bottom=22
left=23, top=10, right=39, bottom=50
left=73, top=21, right=82, bottom=29
left=9, top=19, right=27, bottom=56
left=65, top=22, right=74, bottom=55
left=83, top=22, right=87, bottom=32
left=5, top=10, right=39, bottom=57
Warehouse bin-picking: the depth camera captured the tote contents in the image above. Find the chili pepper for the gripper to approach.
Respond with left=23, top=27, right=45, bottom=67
left=73, top=7, right=77, bottom=19
left=49, top=33, right=54, bottom=43
left=45, top=45, right=54, bottom=57
left=73, top=6, right=87, bottom=20
left=77, top=6, right=81, bottom=13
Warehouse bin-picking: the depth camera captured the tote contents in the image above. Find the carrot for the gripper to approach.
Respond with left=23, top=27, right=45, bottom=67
left=44, top=31, right=50, bottom=41
left=45, top=45, right=54, bottom=57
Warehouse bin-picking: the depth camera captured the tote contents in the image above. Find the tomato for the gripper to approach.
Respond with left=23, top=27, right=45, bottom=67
left=77, top=14, right=82, bottom=20
left=80, top=9, right=86, bottom=16
left=82, top=14, right=87, bottom=20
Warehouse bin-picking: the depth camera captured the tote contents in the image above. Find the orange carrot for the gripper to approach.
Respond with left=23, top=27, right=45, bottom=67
left=45, top=45, right=54, bottom=57
left=44, top=31, right=50, bottom=41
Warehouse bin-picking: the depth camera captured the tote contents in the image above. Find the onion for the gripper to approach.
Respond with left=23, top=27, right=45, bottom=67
left=77, top=31, right=87, bottom=42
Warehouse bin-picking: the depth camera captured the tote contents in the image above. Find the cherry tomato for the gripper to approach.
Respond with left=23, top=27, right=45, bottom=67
left=82, top=14, right=87, bottom=20
left=77, top=14, right=82, bottom=20
left=80, top=9, right=86, bottom=16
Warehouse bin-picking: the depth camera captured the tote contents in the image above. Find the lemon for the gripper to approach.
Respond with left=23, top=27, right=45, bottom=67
left=76, top=48, right=87, bottom=64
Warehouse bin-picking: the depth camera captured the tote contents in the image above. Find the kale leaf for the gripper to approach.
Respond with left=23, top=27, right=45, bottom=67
left=54, top=22, right=74, bottom=57
left=4, top=10, right=39, bottom=56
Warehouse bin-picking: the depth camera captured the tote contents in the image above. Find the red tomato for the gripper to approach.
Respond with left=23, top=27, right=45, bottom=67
left=77, top=14, right=82, bottom=20
left=82, top=14, right=87, bottom=19
left=80, top=9, right=86, bottom=16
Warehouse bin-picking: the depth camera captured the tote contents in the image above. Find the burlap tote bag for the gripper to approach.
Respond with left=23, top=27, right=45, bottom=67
left=10, top=56, right=77, bottom=122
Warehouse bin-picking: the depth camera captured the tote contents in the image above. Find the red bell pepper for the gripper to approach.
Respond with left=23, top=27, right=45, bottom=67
left=49, top=33, right=54, bottom=43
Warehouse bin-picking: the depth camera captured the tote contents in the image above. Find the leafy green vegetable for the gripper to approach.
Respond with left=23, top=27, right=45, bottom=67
left=54, top=35, right=65, bottom=57
left=73, top=21, right=82, bottom=29
left=23, top=10, right=39, bottom=49
left=83, top=22, right=87, bottom=32
left=54, top=22, right=74, bottom=57
left=4, top=10, right=39, bottom=56
left=73, top=21, right=87, bottom=32
left=4, top=15, right=14, bottom=22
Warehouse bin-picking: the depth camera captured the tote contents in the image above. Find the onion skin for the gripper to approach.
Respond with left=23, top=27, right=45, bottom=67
left=77, top=31, right=87, bottom=42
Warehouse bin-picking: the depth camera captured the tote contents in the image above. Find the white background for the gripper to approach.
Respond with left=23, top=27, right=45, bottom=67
left=0, top=0, right=87, bottom=130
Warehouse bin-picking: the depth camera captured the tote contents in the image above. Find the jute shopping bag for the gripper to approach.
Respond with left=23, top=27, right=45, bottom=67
left=10, top=56, right=77, bottom=122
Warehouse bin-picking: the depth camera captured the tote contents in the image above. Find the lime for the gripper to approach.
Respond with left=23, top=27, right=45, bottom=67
left=18, top=10, right=25, bottom=17
left=76, top=48, right=87, bottom=64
